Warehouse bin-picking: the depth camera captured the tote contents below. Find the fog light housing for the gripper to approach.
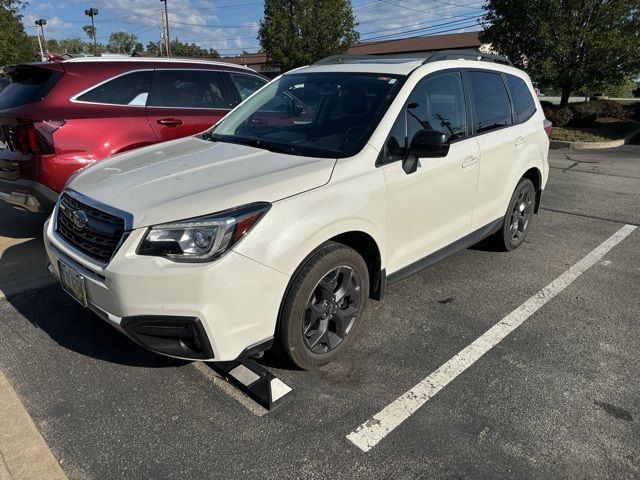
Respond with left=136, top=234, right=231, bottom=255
left=120, top=316, right=214, bottom=360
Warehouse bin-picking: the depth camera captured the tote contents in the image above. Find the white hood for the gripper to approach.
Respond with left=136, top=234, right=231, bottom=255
left=69, top=136, right=337, bottom=228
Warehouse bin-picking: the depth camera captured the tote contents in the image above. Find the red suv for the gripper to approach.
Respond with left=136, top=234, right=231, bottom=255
left=0, top=58, right=268, bottom=213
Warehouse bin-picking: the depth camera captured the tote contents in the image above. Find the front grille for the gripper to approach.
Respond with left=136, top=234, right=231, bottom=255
left=56, top=193, right=125, bottom=264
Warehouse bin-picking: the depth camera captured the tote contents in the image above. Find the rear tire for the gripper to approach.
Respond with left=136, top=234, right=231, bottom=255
left=494, top=178, right=535, bottom=251
left=276, top=242, right=369, bottom=370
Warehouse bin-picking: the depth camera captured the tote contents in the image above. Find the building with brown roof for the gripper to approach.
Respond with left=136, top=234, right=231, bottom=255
left=219, top=31, right=483, bottom=74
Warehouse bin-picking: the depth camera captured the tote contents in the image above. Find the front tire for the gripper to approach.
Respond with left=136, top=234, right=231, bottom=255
left=276, top=242, right=369, bottom=370
left=495, top=178, right=535, bottom=251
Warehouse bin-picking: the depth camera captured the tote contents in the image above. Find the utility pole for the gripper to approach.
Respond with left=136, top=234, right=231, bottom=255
left=35, top=19, right=47, bottom=56
left=35, top=26, right=45, bottom=61
left=160, top=11, right=167, bottom=57
left=84, top=8, right=99, bottom=55
left=160, top=0, right=171, bottom=57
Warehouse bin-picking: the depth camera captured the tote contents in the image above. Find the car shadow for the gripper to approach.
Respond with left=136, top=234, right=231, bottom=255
left=0, top=205, right=185, bottom=369
left=467, top=235, right=505, bottom=252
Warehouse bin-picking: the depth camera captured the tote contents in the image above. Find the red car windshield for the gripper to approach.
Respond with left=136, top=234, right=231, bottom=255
left=206, top=72, right=404, bottom=158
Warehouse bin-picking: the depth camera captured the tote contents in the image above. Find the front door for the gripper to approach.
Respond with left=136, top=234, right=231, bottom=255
left=383, top=71, right=480, bottom=273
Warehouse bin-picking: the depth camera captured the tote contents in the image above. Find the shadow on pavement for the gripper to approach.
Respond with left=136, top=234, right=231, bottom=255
left=0, top=204, right=184, bottom=369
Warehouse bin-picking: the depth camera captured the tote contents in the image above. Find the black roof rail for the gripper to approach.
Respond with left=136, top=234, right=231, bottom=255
left=312, top=54, right=414, bottom=65
left=312, top=50, right=513, bottom=67
left=421, top=49, right=513, bottom=66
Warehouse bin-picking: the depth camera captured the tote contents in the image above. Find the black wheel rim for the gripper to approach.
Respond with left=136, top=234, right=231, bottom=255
left=302, top=265, right=362, bottom=354
left=509, top=188, right=533, bottom=243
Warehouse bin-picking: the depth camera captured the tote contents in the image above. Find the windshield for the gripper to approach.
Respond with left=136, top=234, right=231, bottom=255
left=205, top=72, right=404, bottom=158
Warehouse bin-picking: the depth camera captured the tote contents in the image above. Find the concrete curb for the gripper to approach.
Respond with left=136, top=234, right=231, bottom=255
left=0, top=371, right=68, bottom=480
left=550, top=126, right=640, bottom=150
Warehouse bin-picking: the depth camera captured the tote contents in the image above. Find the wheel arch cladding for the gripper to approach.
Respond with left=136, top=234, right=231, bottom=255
left=330, top=231, right=384, bottom=300
left=522, top=167, right=542, bottom=213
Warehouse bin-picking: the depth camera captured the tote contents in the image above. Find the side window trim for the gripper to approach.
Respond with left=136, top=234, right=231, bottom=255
left=378, top=68, right=469, bottom=167
left=500, top=72, right=517, bottom=126
left=463, top=68, right=515, bottom=137
left=146, top=68, right=233, bottom=111
left=70, top=69, right=154, bottom=107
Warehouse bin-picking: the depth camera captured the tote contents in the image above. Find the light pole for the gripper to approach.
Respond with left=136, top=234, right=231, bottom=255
left=35, top=19, right=47, bottom=56
left=160, top=0, right=171, bottom=57
left=84, top=8, right=99, bottom=55
left=35, top=26, right=45, bottom=61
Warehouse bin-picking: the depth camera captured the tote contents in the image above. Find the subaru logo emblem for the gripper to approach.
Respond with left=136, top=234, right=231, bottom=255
left=72, top=209, right=89, bottom=229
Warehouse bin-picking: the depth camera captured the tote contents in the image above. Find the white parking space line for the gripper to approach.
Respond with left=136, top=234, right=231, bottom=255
left=347, top=224, right=637, bottom=453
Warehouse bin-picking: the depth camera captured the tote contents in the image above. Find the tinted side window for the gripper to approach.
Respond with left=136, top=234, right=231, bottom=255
left=385, top=71, right=467, bottom=162
left=230, top=73, right=267, bottom=101
left=468, top=71, right=512, bottom=133
left=148, top=70, right=230, bottom=109
left=76, top=71, right=152, bottom=106
left=506, top=74, right=536, bottom=123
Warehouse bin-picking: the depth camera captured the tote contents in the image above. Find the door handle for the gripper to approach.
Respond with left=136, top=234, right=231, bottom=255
left=515, top=136, right=527, bottom=147
left=462, top=156, right=479, bottom=168
left=157, top=118, right=183, bottom=127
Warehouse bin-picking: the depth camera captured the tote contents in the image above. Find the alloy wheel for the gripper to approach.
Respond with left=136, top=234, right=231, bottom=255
left=302, top=265, right=362, bottom=354
left=509, top=189, right=533, bottom=243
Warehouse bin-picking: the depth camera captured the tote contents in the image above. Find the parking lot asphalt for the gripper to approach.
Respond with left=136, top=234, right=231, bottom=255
left=0, top=146, right=639, bottom=479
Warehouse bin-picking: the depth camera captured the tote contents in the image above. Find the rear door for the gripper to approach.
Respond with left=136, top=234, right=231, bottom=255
left=146, top=69, right=235, bottom=141
left=465, top=70, right=520, bottom=230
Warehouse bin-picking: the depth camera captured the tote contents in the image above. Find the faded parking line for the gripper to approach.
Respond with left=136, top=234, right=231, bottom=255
left=347, top=224, right=637, bottom=452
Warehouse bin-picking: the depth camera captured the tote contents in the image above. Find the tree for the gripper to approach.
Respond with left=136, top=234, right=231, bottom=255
left=258, top=0, right=359, bottom=71
left=481, top=0, right=640, bottom=106
left=0, top=1, right=37, bottom=64
left=45, top=38, right=60, bottom=52
left=107, top=31, right=138, bottom=54
left=169, top=38, right=219, bottom=58
left=59, top=38, right=87, bottom=54
left=146, top=40, right=161, bottom=55
left=83, top=24, right=95, bottom=40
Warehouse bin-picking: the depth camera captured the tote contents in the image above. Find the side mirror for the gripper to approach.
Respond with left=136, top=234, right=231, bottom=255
left=409, top=129, right=450, bottom=158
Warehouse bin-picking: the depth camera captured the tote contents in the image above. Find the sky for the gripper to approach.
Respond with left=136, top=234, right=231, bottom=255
left=22, top=0, right=485, bottom=56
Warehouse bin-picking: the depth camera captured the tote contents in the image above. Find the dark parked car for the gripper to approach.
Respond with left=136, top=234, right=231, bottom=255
left=0, top=58, right=268, bottom=213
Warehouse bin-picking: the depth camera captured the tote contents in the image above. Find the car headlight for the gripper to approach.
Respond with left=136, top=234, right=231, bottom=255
left=137, top=202, right=270, bottom=262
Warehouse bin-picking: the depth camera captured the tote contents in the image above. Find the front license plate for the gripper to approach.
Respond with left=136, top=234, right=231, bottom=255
left=59, top=261, right=87, bottom=307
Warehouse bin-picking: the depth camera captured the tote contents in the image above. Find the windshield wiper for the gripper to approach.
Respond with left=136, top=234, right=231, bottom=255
left=246, top=139, right=299, bottom=155
left=200, top=133, right=299, bottom=155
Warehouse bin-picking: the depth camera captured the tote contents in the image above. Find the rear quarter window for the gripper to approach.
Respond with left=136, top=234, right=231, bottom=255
left=75, top=71, right=153, bottom=106
left=506, top=74, right=536, bottom=123
left=0, top=66, right=62, bottom=109
left=229, top=73, right=268, bottom=101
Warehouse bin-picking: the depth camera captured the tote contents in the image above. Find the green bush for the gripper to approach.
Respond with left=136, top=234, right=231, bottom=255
left=623, top=103, right=640, bottom=121
left=568, top=103, right=597, bottom=126
left=571, top=100, right=626, bottom=119
left=542, top=105, right=573, bottom=127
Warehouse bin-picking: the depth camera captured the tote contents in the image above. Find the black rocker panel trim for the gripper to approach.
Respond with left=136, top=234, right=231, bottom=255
left=387, top=218, right=503, bottom=285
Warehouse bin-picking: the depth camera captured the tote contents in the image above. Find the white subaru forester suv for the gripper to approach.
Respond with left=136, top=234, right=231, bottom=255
left=44, top=51, right=550, bottom=370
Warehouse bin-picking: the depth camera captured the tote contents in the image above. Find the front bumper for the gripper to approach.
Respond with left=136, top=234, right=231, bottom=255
left=43, top=217, right=290, bottom=361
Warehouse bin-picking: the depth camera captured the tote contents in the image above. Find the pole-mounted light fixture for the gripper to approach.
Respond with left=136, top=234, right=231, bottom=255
left=84, top=8, right=99, bottom=56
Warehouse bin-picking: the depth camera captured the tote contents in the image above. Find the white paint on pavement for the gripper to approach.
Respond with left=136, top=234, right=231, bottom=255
left=347, top=224, right=637, bottom=452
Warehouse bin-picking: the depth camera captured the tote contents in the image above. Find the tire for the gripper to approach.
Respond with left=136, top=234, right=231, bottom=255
left=494, top=178, right=536, bottom=251
left=276, top=242, right=369, bottom=370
